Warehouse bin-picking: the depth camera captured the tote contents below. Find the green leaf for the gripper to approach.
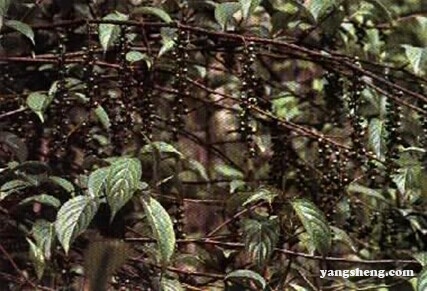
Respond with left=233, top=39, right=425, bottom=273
left=141, top=196, right=176, bottom=267
left=131, top=6, right=172, bottom=23
left=347, top=183, right=388, bottom=203
left=30, top=219, right=55, bottom=260
left=368, top=118, right=386, bottom=160
left=215, top=164, right=244, bottom=179
left=330, top=226, right=357, bottom=252
left=402, top=45, right=427, bottom=75
left=242, top=217, right=279, bottom=266
left=141, top=141, right=183, bottom=159
left=160, top=277, right=184, bottom=291
left=239, top=0, right=261, bottom=19
left=99, top=12, right=129, bottom=52
left=106, top=158, right=142, bottom=221
left=186, top=159, right=209, bottom=181
left=27, top=238, right=45, bottom=279
left=94, top=105, right=111, bottom=130
left=304, top=0, right=335, bottom=21
left=0, top=179, right=31, bottom=201
left=292, top=199, right=331, bottom=255
left=158, top=27, right=177, bottom=57
left=5, top=20, right=35, bottom=45
left=49, top=176, right=75, bottom=196
left=88, top=167, right=109, bottom=198
left=272, top=96, right=300, bottom=121
left=125, top=51, right=152, bottom=68
left=363, top=0, right=392, bottom=22
left=418, top=267, right=427, bottom=291
left=0, top=0, right=10, bottom=16
left=392, top=165, right=422, bottom=194
left=26, top=92, right=51, bottom=122
left=55, top=195, right=99, bottom=254
left=215, top=2, right=241, bottom=30
left=19, top=194, right=61, bottom=208
left=243, top=186, right=279, bottom=206
left=225, top=269, right=266, bottom=290
left=413, top=252, right=427, bottom=267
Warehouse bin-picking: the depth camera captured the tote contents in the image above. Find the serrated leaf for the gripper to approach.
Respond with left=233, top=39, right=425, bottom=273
left=49, top=176, right=75, bottom=196
left=0, top=131, right=28, bottom=162
left=239, top=0, right=261, bottom=19
left=94, top=105, right=111, bottom=130
left=27, top=238, right=45, bottom=279
left=132, top=6, right=172, bottom=23
left=26, top=92, right=50, bottom=122
left=243, top=217, right=279, bottom=266
left=413, top=252, right=427, bottom=267
left=225, top=269, right=266, bottom=290
left=305, top=0, right=335, bottom=21
left=292, top=199, right=331, bottom=255
left=0, top=179, right=31, bottom=201
left=88, top=167, right=109, bottom=198
left=141, top=141, right=183, bottom=159
left=99, top=12, right=129, bottom=52
left=330, top=226, right=357, bottom=252
left=125, top=51, right=152, bottom=68
left=161, top=277, right=184, bottom=291
left=141, top=196, right=175, bottom=267
left=55, top=195, right=99, bottom=254
left=402, top=45, right=427, bottom=75
left=5, top=20, right=34, bottom=45
left=215, top=2, right=241, bottom=30
left=19, top=194, right=61, bottom=208
left=368, top=118, right=386, bottom=160
left=418, top=267, right=427, bottom=291
left=106, top=158, right=142, bottom=221
left=243, top=186, right=279, bottom=206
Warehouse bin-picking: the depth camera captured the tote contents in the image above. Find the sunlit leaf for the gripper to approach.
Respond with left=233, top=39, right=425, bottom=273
left=49, top=176, right=75, bottom=196
left=413, top=252, right=427, bottom=267
left=239, top=0, right=261, bottom=19
left=125, top=51, right=152, bottom=68
left=88, top=167, right=109, bottom=198
left=330, top=226, right=357, bottom=252
left=26, top=92, right=51, bottom=122
left=292, top=199, right=331, bottom=255
left=27, top=238, right=45, bottom=279
left=106, top=158, right=142, bottom=221
left=402, top=45, right=427, bottom=75
left=5, top=20, right=35, bottom=45
left=243, top=186, right=279, bottom=206
left=368, top=118, right=386, bottom=161
left=141, top=196, right=175, bottom=267
left=418, top=267, right=427, bottom=291
left=304, top=0, right=335, bottom=21
left=19, top=194, right=61, bottom=208
left=99, top=12, right=129, bottom=52
left=0, top=179, right=31, bottom=201
left=215, top=2, right=240, bottom=30
left=55, top=195, right=99, bottom=254
left=242, top=217, right=279, bottom=266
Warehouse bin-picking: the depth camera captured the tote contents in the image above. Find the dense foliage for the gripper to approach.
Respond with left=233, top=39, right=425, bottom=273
left=1, top=0, right=427, bottom=290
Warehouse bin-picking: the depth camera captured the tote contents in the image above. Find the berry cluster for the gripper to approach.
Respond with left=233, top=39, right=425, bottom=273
left=239, top=42, right=258, bottom=158
left=170, top=29, right=190, bottom=140
left=385, top=92, right=403, bottom=180
left=323, top=71, right=344, bottom=126
left=347, top=65, right=367, bottom=164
